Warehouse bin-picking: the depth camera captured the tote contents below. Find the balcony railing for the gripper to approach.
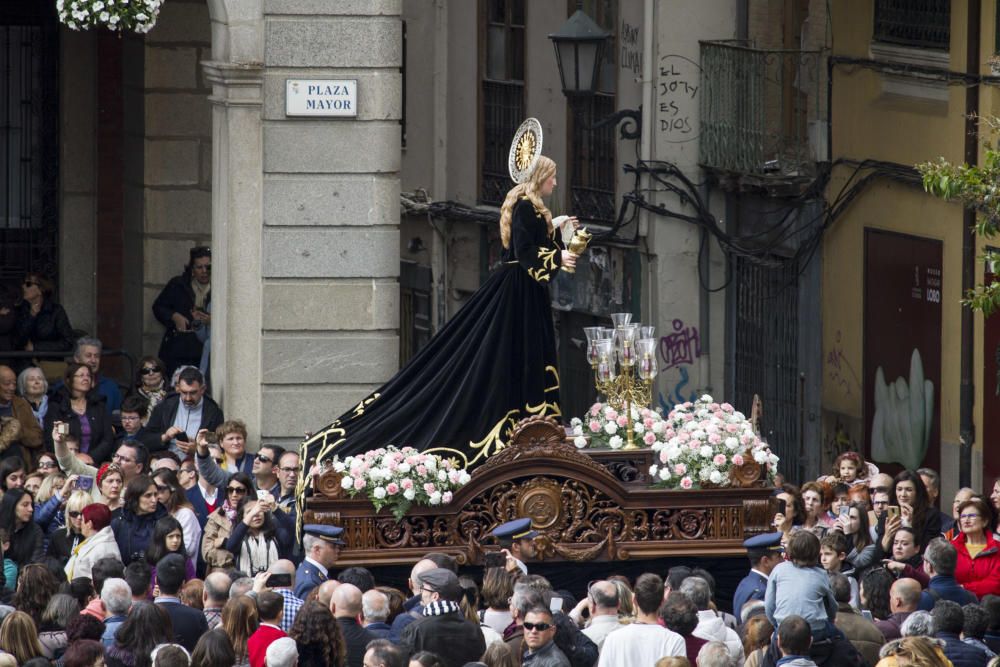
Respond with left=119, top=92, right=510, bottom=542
left=699, top=40, right=824, bottom=179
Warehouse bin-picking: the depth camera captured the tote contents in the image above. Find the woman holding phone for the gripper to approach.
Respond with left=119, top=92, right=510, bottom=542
left=224, top=496, right=289, bottom=576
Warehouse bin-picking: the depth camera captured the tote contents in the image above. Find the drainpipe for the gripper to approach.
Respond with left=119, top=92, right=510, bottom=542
left=960, top=0, right=980, bottom=488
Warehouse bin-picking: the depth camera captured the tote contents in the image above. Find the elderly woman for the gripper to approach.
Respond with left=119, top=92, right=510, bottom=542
left=110, top=474, right=168, bottom=565
left=44, top=363, right=114, bottom=465
left=65, top=503, right=121, bottom=580
left=952, top=497, right=1000, bottom=598
left=16, top=366, right=48, bottom=428
left=133, top=355, right=168, bottom=420
left=48, top=489, right=91, bottom=565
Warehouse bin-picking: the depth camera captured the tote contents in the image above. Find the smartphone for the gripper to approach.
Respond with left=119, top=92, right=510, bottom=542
left=887, top=505, right=900, bottom=520
left=204, top=432, right=218, bottom=444
left=174, top=431, right=190, bottom=443
left=56, top=422, right=69, bottom=436
left=839, top=505, right=850, bottom=519
left=77, top=476, right=94, bottom=491
left=267, top=573, right=292, bottom=588
left=550, top=596, right=563, bottom=613
left=257, top=490, right=270, bottom=500
left=773, top=498, right=787, bottom=515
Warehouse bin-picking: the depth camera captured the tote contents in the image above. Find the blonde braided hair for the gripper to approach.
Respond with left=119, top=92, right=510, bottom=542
left=499, top=156, right=556, bottom=249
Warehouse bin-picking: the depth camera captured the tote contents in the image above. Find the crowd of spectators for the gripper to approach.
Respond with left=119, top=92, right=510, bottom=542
left=1, top=258, right=999, bottom=667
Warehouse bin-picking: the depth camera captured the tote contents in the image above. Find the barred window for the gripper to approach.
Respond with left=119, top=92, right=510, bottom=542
left=873, top=0, right=950, bottom=50
left=479, top=0, right=525, bottom=206
left=568, top=0, right=618, bottom=225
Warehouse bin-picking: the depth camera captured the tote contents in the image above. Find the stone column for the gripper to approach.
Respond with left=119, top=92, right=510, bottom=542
left=256, top=1, right=402, bottom=448
left=203, top=61, right=265, bottom=440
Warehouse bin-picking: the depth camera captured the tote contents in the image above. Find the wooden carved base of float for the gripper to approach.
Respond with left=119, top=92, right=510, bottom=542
left=303, top=416, right=775, bottom=567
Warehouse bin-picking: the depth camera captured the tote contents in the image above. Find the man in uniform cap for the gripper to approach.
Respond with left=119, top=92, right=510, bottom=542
left=732, top=532, right=784, bottom=623
left=295, top=523, right=344, bottom=600
left=492, top=517, right=538, bottom=575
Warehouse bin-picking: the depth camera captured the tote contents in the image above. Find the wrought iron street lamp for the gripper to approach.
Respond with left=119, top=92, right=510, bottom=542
left=548, top=8, right=610, bottom=97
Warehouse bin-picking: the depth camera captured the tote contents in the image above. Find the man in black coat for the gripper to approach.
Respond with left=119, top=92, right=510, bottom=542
left=933, top=600, right=992, bottom=667
left=154, top=553, right=209, bottom=652
left=146, top=367, right=223, bottom=459
left=399, top=568, right=486, bottom=667
left=332, top=583, right=378, bottom=667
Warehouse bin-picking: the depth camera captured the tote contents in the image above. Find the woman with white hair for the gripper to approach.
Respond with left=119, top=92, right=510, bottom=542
left=15, top=366, right=48, bottom=428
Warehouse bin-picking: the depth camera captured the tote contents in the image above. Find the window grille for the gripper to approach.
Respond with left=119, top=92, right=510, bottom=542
left=479, top=0, right=525, bottom=206
left=0, top=6, right=59, bottom=284
left=873, top=0, right=950, bottom=50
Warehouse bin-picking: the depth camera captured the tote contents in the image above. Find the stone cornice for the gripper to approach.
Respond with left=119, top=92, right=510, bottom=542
left=202, top=60, right=265, bottom=107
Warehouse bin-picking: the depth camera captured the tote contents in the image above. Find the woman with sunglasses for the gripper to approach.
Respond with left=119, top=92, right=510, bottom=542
left=151, top=468, right=202, bottom=562
left=225, top=495, right=289, bottom=576
left=65, top=503, right=121, bottom=580
left=110, top=474, right=169, bottom=565
left=47, top=489, right=91, bottom=566
left=202, top=472, right=254, bottom=571
left=133, top=356, right=168, bottom=420
left=11, top=273, right=74, bottom=364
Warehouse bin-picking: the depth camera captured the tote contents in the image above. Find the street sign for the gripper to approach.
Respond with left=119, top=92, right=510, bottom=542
left=285, top=79, right=358, bottom=117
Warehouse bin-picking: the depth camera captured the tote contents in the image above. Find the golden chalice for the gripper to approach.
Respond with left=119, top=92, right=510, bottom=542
left=561, top=228, right=592, bottom=273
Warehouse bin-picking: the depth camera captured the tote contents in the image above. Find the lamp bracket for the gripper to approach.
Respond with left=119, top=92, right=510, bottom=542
left=589, top=106, right=642, bottom=141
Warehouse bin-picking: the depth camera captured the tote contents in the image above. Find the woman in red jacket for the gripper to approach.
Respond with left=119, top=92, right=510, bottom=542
left=952, top=497, right=1000, bottom=598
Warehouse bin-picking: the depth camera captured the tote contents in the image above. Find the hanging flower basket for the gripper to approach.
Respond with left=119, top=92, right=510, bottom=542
left=57, top=0, right=163, bottom=34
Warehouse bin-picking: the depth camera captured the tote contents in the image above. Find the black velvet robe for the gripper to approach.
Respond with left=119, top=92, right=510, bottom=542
left=301, top=196, right=564, bottom=469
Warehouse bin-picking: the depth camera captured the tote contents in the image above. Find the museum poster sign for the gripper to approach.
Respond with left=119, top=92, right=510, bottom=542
left=286, top=79, right=358, bottom=117
left=863, top=229, right=942, bottom=473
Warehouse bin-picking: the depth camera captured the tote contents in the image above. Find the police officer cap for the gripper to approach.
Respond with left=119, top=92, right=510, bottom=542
left=420, top=568, right=463, bottom=601
left=304, top=523, right=345, bottom=545
left=492, top=517, right=538, bottom=542
left=743, top=532, right=783, bottom=552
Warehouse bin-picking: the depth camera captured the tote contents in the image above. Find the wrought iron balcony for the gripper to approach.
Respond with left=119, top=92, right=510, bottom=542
left=699, top=40, right=825, bottom=182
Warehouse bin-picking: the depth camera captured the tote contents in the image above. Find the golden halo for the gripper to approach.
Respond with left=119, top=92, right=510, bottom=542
left=508, top=118, right=544, bottom=184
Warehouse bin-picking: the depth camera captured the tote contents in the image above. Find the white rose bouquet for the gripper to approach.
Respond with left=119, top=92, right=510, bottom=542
left=58, top=0, right=163, bottom=34
left=331, top=446, right=471, bottom=520
left=647, top=394, right=778, bottom=490
left=570, top=402, right=670, bottom=451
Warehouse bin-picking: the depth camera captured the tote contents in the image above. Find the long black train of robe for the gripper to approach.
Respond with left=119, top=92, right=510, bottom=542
left=299, top=196, right=565, bottom=476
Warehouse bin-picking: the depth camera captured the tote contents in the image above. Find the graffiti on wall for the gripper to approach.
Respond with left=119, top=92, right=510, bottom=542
left=658, top=54, right=699, bottom=141
left=825, top=329, right=860, bottom=398
left=658, top=318, right=701, bottom=409
left=620, top=21, right=642, bottom=75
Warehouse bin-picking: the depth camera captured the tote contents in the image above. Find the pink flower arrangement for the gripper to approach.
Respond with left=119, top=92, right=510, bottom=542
left=646, top=394, right=778, bottom=490
left=327, top=445, right=471, bottom=520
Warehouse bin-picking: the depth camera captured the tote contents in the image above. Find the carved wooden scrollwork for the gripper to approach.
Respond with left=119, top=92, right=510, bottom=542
left=315, top=471, right=347, bottom=499
left=730, top=460, right=764, bottom=488
left=303, top=415, right=775, bottom=565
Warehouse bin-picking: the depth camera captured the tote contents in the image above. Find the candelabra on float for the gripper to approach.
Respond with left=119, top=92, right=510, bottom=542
left=584, top=313, right=657, bottom=450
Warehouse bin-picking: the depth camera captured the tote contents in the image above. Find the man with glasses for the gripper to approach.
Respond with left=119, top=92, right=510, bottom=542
left=521, top=606, right=570, bottom=667
left=115, top=395, right=160, bottom=451
left=251, top=445, right=283, bottom=498
left=398, top=568, right=486, bottom=666
left=276, top=451, right=300, bottom=512
left=147, top=367, right=224, bottom=460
